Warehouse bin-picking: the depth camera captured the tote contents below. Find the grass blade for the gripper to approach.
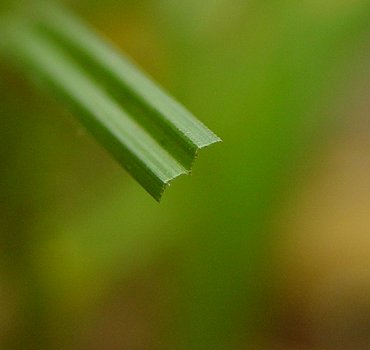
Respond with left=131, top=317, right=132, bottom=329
left=1, top=3, right=221, bottom=201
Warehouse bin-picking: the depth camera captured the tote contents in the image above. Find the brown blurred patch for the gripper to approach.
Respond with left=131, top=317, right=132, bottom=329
left=270, top=87, right=370, bottom=350
left=76, top=253, right=179, bottom=350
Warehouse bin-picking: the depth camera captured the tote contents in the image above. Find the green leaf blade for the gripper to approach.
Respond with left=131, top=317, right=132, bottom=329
left=1, top=3, right=221, bottom=201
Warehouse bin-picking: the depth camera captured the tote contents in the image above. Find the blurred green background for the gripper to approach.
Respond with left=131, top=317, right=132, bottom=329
left=1, top=0, right=370, bottom=349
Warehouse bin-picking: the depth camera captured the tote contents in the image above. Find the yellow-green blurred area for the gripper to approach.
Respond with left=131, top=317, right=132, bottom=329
left=1, top=0, right=370, bottom=349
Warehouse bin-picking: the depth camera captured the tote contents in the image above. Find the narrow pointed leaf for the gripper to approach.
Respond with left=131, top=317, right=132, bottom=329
left=1, top=3, right=221, bottom=201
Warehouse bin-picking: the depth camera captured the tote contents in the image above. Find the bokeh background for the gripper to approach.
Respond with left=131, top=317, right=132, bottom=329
left=1, top=0, right=370, bottom=349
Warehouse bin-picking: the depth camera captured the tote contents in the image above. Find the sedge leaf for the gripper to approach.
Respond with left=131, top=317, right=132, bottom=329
left=1, top=2, right=221, bottom=201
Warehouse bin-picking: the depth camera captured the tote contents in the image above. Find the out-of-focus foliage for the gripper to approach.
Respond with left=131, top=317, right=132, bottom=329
left=0, top=0, right=370, bottom=349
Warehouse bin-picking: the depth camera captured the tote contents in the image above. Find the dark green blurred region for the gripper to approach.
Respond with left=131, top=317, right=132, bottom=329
left=1, top=0, right=370, bottom=349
